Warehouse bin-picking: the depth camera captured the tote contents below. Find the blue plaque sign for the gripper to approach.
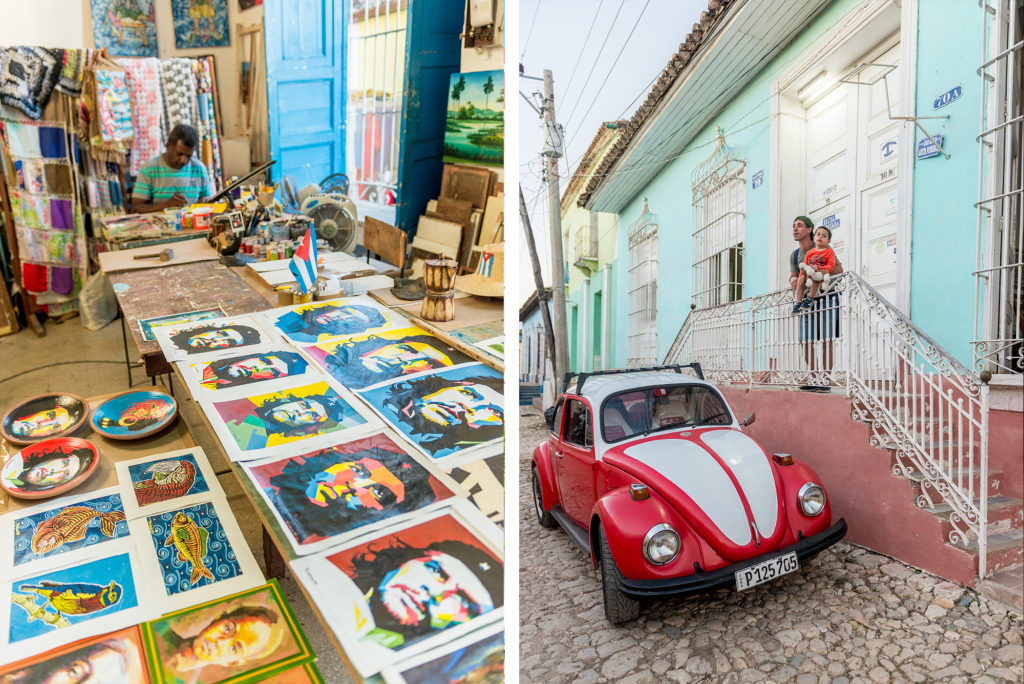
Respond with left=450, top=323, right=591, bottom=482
left=933, top=85, right=962, bottom=110
left=917, top=134, right=944, bottom=160
left=751, top=170, right=763, bottom=189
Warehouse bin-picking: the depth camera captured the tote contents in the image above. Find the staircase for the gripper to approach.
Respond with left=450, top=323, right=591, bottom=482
left=665, top=273, right=1023, bottom=593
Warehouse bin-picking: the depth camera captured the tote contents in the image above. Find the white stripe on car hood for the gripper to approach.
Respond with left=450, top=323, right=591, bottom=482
left=700, top=429, right=778, bottom=538
left=624, top=438, right=752, bottom=545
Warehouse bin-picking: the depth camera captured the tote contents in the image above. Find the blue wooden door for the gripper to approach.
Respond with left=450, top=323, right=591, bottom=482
left=395, top=0, right=464, bottom=235
left=265, top=0, right=346, bottom=188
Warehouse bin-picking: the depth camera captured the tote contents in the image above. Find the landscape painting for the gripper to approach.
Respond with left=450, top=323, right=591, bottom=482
left=90, top=0, right=158, bottom=57
left=444, top=70, right=503, bottom=167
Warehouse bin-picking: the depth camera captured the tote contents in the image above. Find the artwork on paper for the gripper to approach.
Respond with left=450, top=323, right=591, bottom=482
left=6, top=489, right=129, bottom=571
left=6, top=553, right=140, bottom=645
left=139, top=307, right=224, bottom=341
left=304, top=326, right=474, bottom=390
left=142, top=580, right=314, bottom=684
left=357, top=363, right=504, bottom=461
left=0, top=625, right=149, bottom=683
left=116, top=448, right=224, bottom=519
left=444, top=70, right=503, bottom=167
left=292, top=508, right=503, bottom=677
left=266, top=298, right=397, bottom=344
left=210, top=381, right=370, bottom=455
left=186, top=350, right=309, bottom=391
left=171, top=0, right=230, bottom=49
left=243, top=432, right=459, bottom=554
left=154, top=316, right=269, bottom=360
left=89, top=0, right=158, bottom=57
left=393, top=626, right=504, bottom=684
left=473, top=335, right=504, bottom=360
left=143, top=502, right=241, bottom=594
left=448, top=453, right=505, bottom=526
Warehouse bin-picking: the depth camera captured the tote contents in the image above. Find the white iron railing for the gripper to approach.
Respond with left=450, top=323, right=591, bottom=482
left=665, top=273, right=992, bottom=578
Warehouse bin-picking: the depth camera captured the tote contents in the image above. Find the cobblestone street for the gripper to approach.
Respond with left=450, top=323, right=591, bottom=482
left=518, top=409, right=1024, bottom=683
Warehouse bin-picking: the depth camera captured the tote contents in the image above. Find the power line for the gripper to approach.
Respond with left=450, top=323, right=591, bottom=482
left=520, top=0, right=541, bottom=60
left=559, top=0, right=607, bottom=112
left=561, top=0, right=627, bottom=130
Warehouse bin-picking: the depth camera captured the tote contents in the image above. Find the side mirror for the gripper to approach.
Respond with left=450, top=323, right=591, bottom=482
left=544, top=406, right=556, bottom=430
left=740, top=412, right=756, bottom=427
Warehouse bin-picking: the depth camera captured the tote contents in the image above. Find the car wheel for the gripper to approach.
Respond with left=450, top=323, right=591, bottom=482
left=598, top=525, right=640, bottom=624
left=532, top=467, right=557, bottom=528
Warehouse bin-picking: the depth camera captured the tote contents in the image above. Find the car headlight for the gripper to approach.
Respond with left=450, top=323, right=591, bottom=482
left=798, top=482, right=826, bottom=516
left=643, top=524, right=680, bottom=565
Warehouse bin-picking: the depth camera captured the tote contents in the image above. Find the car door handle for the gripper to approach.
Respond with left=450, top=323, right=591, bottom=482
left=555, top=451, right=564, bottom=458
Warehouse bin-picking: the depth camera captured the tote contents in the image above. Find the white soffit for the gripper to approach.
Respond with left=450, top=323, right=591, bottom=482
left=586, top=0, right=832, bottom=214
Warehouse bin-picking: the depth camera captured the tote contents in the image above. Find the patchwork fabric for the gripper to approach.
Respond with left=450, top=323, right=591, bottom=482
left=56, top=49, right=90, bottom=97
left=49, top=198, right=74, bottom=229
left=21, top=262, right=48, bottom=293
left=117, top=57, right=165, bottom=176
left=38, top=126, right=67, bottom=158
left=44, top=163, right=73, bottom=195
left=3, top=120, right=41, bottom=157
left=0, top=47, right=61, bottom=119
left=14, top=159, right=45, bottom=193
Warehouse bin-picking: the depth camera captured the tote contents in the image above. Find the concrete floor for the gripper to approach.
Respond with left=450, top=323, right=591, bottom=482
left=0, top=315, right=352, bottom=683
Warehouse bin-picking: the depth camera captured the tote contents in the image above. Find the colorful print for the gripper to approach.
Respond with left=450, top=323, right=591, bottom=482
left=13, top=494, right=128, bottom=567
left=8, top=553, right=140, bottom=642
left=143, top=580, right=314, bottom=684
left=0, top=625, right=149, bottom=683
left=127, top=453, right=209, bottom=507
left=145, top=503, right=241, bottom=596
left=357, top=364, right=504, bottom=460
left=304, top=327, right=473, bottom=390
left=211, top=381, right=368, bottom=453
left=92, top=391, right=176, bottom=437
left=190, top=350, right=308, bottom=390
left=89, top=0, right=158, bottom=57
left=171, top=0, right=229, bottom=48
left=245, top=433, right=456, bottom=551
left=269, top=299, right=394, bottom=344
left=444, top=70, right=504, bottom=167
left=400, top=629, right=504, bottom=684
left=168, top=322, right=264, bottom=354
left=138, top=308, right=225, bottom=341
left=94, top=68, right=134, bottom=142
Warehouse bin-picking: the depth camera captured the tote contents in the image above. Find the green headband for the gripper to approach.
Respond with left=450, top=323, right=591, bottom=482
left=795, top=215, right=814, bottom=229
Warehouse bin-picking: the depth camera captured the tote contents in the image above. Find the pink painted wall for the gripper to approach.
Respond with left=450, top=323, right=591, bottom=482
left=720, top=386, right=978, bottom=585
left=989, top=409, right=1024, bottom=501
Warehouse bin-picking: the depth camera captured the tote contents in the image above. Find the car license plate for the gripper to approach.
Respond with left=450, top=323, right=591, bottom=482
left=735, top=552, right=799, bottom=591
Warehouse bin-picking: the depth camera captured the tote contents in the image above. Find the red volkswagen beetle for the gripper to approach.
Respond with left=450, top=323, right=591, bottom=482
left=531, top=365, right=846, bottom=623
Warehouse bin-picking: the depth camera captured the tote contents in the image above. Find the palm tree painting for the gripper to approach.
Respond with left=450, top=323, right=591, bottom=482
left=444, top=70, right=503, bottom=167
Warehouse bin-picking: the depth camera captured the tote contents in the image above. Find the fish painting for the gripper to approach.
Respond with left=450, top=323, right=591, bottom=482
left=18, top=580, right=123, bottom=617
left=133, top=458, right=197, bottom=505
left=163, top=512, right=215, bottom=585
left=30, top=505, right=126, bottom=555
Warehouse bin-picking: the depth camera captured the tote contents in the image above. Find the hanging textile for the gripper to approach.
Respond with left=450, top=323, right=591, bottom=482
left=0, top=95, right=88, bottom=311
left=192, top=57, right=222, bottom=186
left=55, top=49, right=91, bottom=97
left=116, top=57, right=165, bottom=176
left=78, top=55, right=134, bottom=165
left=159, top=57, right=198, bottom=139
left=0, top=48, right=62, bottom=120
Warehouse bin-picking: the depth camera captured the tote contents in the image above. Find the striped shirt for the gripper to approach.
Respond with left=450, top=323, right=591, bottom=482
left=131, top=156, right=212, bottom=204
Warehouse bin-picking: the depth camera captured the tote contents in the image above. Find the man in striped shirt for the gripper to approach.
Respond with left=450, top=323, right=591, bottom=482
left=131, top=123, right=213, bottom=213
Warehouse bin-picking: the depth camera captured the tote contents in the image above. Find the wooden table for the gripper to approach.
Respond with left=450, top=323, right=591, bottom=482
left=0, top=387, right=194, bottom=514
left=108, top=260, right=276, bottom=381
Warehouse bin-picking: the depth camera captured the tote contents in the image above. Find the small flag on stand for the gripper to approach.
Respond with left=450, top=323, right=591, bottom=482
left=289, top=226, right=318, bottom=294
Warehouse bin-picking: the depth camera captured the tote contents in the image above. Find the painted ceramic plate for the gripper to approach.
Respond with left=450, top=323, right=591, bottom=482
left=1, top=393, right=88, bottom=445
left=0, top=437, right=99, bottom=499
left=90, top=389, right=178, bottom=440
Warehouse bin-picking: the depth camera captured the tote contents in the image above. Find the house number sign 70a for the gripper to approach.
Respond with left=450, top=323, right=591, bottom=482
left=933, top=85, right=962, bottom=110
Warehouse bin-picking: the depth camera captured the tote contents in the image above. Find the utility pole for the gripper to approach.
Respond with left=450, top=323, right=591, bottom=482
left=519, top=188, right=557, bottom=393
left=542, top=69, right=570, bottom=394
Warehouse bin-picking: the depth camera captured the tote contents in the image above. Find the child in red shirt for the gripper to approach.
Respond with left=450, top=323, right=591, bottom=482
left=792, top=226, right=836, bottom=313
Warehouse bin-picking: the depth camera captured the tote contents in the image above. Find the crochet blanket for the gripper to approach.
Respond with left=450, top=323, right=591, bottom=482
left=55, top=49, right=90, bottom=97
left=159, top=57, right=197, bottom=139
left=0, top=48, right=61, bottom=119
left=116, top=57, right=165, bottom=176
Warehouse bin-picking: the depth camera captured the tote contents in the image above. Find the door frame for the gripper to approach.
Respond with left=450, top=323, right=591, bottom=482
left=768, top=0, right=917, bottom=313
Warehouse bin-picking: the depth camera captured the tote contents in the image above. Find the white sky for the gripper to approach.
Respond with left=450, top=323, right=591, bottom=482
left=517, top=0, right=709, bottom=305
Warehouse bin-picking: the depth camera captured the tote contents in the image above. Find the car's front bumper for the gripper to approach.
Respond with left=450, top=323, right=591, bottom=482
left=619, top=518, right=848, bottom=598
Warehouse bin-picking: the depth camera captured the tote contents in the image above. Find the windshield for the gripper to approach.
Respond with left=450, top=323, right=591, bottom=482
left=601, top=385, right=731, bottom=443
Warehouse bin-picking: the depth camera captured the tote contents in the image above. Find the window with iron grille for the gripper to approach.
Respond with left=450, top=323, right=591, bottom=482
left=346, top=0, right=407, bottom=219
left=692, top=129, right=746, bottom=309
left=974, top=0, right=1023, bottom=374
left=627, top=200, right=659, bottom=367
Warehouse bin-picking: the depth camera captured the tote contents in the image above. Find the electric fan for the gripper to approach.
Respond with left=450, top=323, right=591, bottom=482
left=299, top=193, right=359, bottom=253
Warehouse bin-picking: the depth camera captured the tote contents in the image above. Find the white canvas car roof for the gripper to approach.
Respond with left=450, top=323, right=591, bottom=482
left=568, top=370, right=711, bottom=409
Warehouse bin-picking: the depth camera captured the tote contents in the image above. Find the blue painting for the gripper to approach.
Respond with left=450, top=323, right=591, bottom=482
left=12, top=494, right=129, bottom=569
left=146, top=503, right=241, bottom=596
left=126, top=453, right=210, bottom=509
left=9, top=553, right=139, bottom=643
left=89, top=0, right=158, bottom=57
left=357, top=364, right=504, bottom=460
left=91, top=390, right=177, bottom=439
left=171, top=0, right=230, bottom=49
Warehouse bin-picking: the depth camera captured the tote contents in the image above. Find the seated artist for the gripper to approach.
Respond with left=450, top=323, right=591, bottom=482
left=789, top=215, right=843, bottom=391
left=131, top=123, right=212, bottom=213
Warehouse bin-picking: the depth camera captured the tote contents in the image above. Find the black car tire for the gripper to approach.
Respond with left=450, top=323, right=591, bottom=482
left=598, top=525, right=640, bottom=624
left=532, top=467, right=557, bottom=528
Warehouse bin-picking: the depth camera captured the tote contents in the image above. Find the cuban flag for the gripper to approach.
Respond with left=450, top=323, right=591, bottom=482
left=289, top=226, right=318, bottom=294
